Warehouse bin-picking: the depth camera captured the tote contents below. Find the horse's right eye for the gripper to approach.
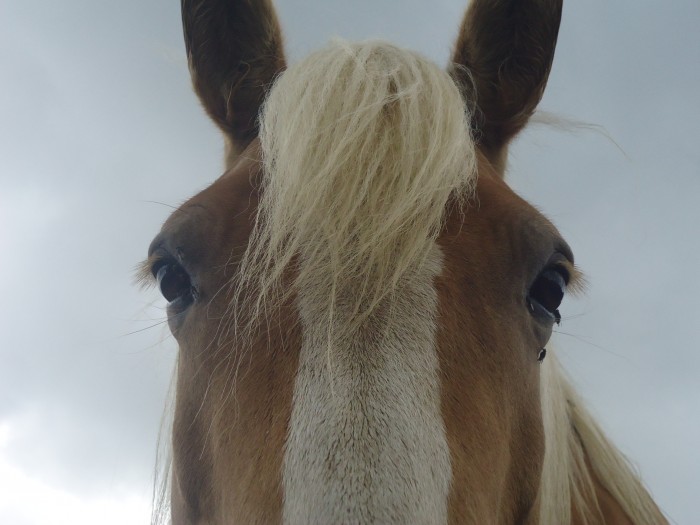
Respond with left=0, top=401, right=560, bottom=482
left=155, top=261, right=193, bottom=304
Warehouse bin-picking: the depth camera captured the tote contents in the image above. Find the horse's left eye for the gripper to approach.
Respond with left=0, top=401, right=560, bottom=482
left=155, top=261, right=193, bottom=304
left=527, top=267, right=567, bottom=324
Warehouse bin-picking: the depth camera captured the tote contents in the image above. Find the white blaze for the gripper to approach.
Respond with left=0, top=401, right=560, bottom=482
left=282, top=246, right=451, bottom=524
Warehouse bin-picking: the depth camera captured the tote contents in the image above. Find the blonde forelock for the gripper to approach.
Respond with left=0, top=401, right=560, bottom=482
left=232, top=40, right=476, bottom=338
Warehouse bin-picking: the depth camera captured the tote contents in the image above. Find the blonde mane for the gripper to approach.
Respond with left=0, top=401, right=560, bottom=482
left=230, top=40, right=476, bottom=342
left=539, top=352, right=666, bottom=524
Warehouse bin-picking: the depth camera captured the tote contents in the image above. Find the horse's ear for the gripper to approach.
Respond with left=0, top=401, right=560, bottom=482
left=182, top=0, right=286, bottom=158
left=450, top=0, right=562, bottom=171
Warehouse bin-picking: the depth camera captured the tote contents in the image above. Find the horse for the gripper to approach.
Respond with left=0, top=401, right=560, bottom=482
left=140, top=0, right=668, bottom=523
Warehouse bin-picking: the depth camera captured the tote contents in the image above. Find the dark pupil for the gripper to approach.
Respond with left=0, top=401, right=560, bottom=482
left=157, top=264, right=191, bottom=303
left=530, top=271, right=564, bottom=313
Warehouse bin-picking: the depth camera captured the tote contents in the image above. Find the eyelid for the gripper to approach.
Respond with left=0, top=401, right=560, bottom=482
left=149, top=253, right=171, bottom=278
left=134, top=252, right=168, bottom=288
left=556, top=259, right=585, bottom=295
left=548, top=261, right=571, bottom=285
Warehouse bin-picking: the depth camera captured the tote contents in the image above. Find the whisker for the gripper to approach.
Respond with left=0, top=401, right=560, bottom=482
left=559, top=312, right=588, bottom=321
left=139, top=332, right=176, bottom=352
left=553, top=329, right=633, bottom=363
left=118, top=319, right=171, bottom=338
left=139, top=200, right=180, bottom=210
left=115, top=314, right=169, bottom=323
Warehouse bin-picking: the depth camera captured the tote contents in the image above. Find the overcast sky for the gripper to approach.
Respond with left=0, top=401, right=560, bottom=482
left=1, top=1, right=698, bottom=523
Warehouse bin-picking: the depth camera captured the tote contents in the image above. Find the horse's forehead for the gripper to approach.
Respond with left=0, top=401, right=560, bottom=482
left=169, top=148, right=561, bottom=265
left=160, top=134, right=566, bottom=285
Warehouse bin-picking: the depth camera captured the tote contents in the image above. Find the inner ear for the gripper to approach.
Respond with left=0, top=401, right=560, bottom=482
left=449, top=0, right=562, bottom=172
left=182, top=0, right=286, bottom=158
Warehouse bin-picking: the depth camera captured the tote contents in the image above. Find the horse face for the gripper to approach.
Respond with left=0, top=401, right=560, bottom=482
left=147, top=148, right=577, bottom=524
left=144, top=1, right=574, bottom=523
